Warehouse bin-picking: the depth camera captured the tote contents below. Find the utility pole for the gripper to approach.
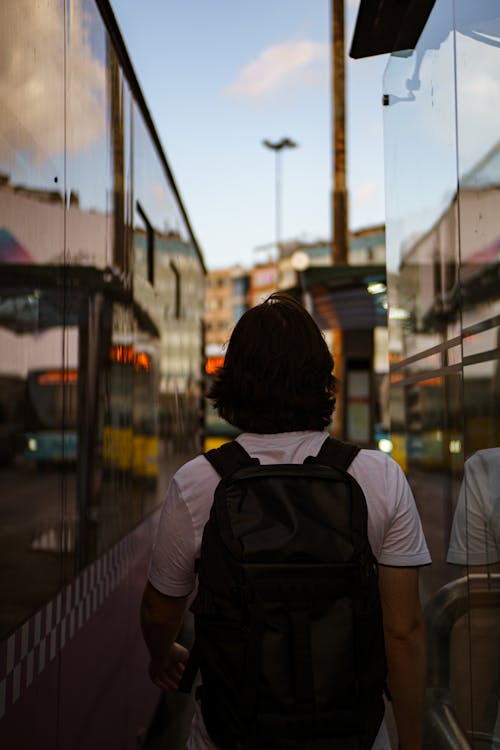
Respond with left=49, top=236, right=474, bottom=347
left=332, top=0, right=348, bottom=265
left=331, top=0, right=348, bottom=439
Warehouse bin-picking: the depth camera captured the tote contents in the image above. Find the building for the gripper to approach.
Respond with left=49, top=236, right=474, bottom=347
left=205, top=226, right=387, bottom=348
left=205, top=266, right=250, bottom=353
left=204, top=225, right=389, bottom=448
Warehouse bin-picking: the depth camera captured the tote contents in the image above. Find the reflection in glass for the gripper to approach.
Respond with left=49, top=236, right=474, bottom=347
left=0, top=0, right=205, bottom=641
left=0, top=279, right=77, bottom=637
left=455, top=1, right=500, bottom=334
left=1, top=0, right=68, bottom=637
left=382, top=1, right=500, bottom=747
left=448, top=449, right=500, bottom=567
left=445, top=449, right=500, bottom=747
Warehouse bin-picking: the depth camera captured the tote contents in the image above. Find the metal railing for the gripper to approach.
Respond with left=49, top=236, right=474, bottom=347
left=424, top=573, right=500, bottom=749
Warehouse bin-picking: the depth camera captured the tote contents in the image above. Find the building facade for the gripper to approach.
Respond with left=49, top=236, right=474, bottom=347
left=204, top=226, right=389, bottom=449
left=206, top=225, right=387, bottom=346
left=205, top=266, right=250, bottom=353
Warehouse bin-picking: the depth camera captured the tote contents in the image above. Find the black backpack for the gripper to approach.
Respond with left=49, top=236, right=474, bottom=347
left=179, top=437, right=387, bottom=750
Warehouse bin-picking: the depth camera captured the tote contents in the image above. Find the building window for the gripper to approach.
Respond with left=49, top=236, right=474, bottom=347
left=136, top=201, right=155, bottom=286
left=170, top=260, right=181, bottom=319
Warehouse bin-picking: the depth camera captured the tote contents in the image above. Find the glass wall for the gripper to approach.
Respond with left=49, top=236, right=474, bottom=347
left=383, top=2, right=500, bottom=747
left=0, top=0, right=205, bottom=641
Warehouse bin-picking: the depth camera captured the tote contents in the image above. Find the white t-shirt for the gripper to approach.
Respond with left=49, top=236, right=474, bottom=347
left=447, top=448, right=500, bottom=566
left=149, top=431, right=431, bottom=750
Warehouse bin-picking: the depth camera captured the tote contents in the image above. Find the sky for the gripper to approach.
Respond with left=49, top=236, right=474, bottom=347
left=109, top=0, right=389, bottom=270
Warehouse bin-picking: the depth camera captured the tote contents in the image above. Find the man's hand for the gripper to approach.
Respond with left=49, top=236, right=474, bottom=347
left=140, top=582, right=190, bottom=690
left=149, top=641, right=190, bottom=691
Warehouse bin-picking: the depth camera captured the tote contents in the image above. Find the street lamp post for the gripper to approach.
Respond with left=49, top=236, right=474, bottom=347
left=262, top=137, right=298, bottom=258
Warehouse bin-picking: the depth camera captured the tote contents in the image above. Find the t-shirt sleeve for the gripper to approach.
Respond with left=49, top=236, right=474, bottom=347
left=447, top=452, right=500, bottom=565
left=148, top=476, right=197, bottom=596
left=378, top=458, right=431, bottom=567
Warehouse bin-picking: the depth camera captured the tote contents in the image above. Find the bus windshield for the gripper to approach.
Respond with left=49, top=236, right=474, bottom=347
left=26, top=369, right=78, bottom=430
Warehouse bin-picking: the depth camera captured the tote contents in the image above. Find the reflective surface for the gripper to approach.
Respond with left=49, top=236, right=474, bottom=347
left=0, top=0, right=205, bottom=640
left=383, top=1, right=500, bottom=746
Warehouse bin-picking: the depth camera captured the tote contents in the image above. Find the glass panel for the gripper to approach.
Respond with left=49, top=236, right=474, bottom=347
left=62, top=0, right=115, bottom=581
left=56, top=50, right=206, bottom=570
left=133, top=104, right=204, bottom=492
left=0, top=0, right=67, bottom=638
left=383, top=0, right=460, bottom=363
left=384, top=1, right=500, bottom=746
left=67, top=0, right=112, bottom=269
left=382, top=0, right=466, bottom=600
left=453, top=4, right=500, bottom=746
left=455, top=0, right=500, bottom=332
left=447, top=362, right=500, bottom=745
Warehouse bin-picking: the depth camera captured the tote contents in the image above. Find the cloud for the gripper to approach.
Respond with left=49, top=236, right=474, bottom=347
left=353, top=180, right=378, bottom=206
left=152, top=181, right=167, bottom=208
left=224, top=40, right=329, bottom=99
left=0, top=0, right=106, bottom=166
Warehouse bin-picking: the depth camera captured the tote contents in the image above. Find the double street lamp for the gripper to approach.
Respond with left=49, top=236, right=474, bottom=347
left=262, top=137, right=298, bottom=258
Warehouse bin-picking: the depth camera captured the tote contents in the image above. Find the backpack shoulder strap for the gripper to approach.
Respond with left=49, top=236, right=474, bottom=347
left=179, top=441, right=260, bottom=695
left=311, top=437, right=370, bottom=550
left=308, top=436, right=361, bottom=471
left=204, top=439, right=259, bottom=478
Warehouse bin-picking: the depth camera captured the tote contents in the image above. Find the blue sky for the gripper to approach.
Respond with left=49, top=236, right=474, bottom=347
left=110, top=0, right=388, bottom=269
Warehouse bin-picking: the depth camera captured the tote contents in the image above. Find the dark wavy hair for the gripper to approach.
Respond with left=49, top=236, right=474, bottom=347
left=208, top=293, right=336, bottom=433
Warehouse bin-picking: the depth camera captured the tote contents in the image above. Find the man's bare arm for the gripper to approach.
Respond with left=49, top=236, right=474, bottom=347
left=140, top=581, right=190, bottom=690
left=378, top=565, right=426, bottom=750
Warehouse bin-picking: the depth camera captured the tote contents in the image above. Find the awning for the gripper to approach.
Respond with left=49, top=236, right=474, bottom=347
left=0, top=264, right=159, bottom=337
left=292, top=265, right=388, bottom=331
left=349, top=0, right=436, bottom=59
